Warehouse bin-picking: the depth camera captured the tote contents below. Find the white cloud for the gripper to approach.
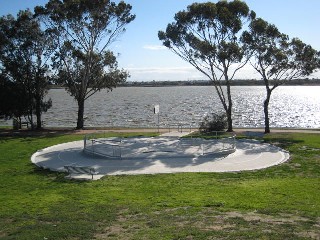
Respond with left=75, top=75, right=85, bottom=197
left=143, top=45, right=167, bottom=50
left=125, top=66, right=205, bottom=81
left=125, top=63, right=303, bottom=81
left=127, top=67, right=195, bottom=74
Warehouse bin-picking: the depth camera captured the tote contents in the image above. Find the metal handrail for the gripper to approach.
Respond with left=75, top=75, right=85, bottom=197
left=196, top=132, right=236, bottom=155
left=168, top=123, right=193, bottom=133
left=84, top=135, right=122, bottom=158
left=83, top=131, right=237, bottom=158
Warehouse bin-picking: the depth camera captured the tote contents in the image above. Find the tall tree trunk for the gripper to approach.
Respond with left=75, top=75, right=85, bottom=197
left=29, top=109, right=34, bottom=130
left=264, top=89, right=271, bottom=134
left=226, top=105, right=233, bottom=132
left=35, top=57, right=42, bottom=130
left=226, top=82, right=233, bottom=132
left=35, top=93, right=42, bottom=129
left=28, top=91, right=34, bottom=130
left=76, top=98, right=85, bottom=129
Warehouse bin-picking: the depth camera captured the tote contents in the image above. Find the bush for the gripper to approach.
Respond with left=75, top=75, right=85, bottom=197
left=199, top=112, right=227, bottom=133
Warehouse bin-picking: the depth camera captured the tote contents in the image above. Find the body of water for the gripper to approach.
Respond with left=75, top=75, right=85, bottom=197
left=1, top=86, right=319, bottom=129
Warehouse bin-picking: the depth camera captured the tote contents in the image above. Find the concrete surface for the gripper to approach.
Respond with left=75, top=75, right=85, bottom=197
left=31, top=132, right=290, bottom=180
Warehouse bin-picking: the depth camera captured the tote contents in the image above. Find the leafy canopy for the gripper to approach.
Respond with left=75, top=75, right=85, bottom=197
left=242, top=18, right=320, bottom=83
left=158, top=0, right=255, bottom=81
left=158, top=0, right=255, bottom=132
left=35, top=0, right=135, bottom=100
left=0, top=10, right=53, bottom=123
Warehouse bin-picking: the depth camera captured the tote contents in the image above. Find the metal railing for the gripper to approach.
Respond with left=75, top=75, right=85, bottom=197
left=83, top=131, right=236, bottom=159
left=200, top=135, right=236, bottom=155
left=168, top=123, right=193, bottom=133
left=84, top=134, right=122, bottom=158
left=177, top=131, right=236, bottom=156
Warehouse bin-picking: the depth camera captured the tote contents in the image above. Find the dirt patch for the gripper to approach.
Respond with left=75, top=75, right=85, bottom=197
left=224, top=211, right=312, bottom=225
left=94, top=208, right=320, bottom=239
left=95, top=224, right=126, bottom=239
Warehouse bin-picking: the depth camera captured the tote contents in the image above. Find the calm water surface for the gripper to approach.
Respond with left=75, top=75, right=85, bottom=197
left=2, top=86, right=319, bottom=129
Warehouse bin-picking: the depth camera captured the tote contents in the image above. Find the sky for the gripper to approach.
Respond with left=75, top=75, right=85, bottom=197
left=1, top=0, right=320, bottom=81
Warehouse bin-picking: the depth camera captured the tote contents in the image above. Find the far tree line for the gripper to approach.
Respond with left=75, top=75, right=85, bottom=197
left=1, top=0, right=319, bottom=133
left=123, top=78, right=320, bottom=87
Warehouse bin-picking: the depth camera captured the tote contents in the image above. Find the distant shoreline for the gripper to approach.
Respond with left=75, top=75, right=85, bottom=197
left=49, top=79, right=320, bottom=89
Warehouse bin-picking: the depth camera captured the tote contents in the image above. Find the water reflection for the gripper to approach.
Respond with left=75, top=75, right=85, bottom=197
left=1, top=86, right=319, bottom=128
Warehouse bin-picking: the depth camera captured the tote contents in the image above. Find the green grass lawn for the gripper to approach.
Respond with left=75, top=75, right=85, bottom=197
left=0, top=131, right=319, bottom=239
left=0, top=125, right=11, bottom=129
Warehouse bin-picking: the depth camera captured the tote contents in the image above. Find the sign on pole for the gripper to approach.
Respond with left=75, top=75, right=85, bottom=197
left=154, top=104, right=160, bottom=132
left=154, top=104, right=159, bottom=114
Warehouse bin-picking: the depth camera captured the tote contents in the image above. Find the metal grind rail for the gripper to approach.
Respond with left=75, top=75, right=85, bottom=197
left=83, top=131, right=237, bottom=159
left=84, top=135, right=122, bottom=158
left=200, top=136, right=236, bottom=155
left=178, top=132, right=236, bottom=155
left=167, top=123, right=193, bottom=133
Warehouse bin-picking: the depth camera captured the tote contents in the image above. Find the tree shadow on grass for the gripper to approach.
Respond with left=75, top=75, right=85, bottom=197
left=0, top=128, right=78, bottom=137
left=0, top=132, right=82, bottom=145
left=234, top=132, right=305, bottom=150
left=263, top=137, right=304, bottom=149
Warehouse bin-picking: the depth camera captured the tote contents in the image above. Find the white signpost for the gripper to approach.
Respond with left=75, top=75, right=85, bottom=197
left=154, top=104, right=160, bottom=132
left=154, top=104, right=159, bottom=114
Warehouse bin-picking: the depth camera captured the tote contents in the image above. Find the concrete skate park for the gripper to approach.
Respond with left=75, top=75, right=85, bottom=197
left=31, top=131, right=290, bottom=180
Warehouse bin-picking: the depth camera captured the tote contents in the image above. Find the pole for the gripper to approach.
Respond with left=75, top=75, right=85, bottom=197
left=158, top=112, right=160, bottom=133
left=154, top=104, right=160, bottom=133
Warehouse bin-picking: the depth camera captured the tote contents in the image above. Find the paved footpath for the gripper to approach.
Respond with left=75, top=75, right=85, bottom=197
left=1, top=127, right=319, bottom=137
left=31, top=131, right=290, bottom=180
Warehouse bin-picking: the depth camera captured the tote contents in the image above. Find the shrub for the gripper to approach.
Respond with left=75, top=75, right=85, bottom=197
left=199, top=112, right=227, bottom=133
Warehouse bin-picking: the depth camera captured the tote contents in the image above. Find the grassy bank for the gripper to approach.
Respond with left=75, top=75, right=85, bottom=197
left=0, top=131, right=319, bottom=239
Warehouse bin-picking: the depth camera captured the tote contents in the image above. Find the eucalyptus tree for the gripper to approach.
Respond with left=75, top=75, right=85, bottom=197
left=0, top=73, right=27, bottom=122
left=158, top=1, right=255, bottom=132
left=242, top=18, right=320, bottom=133
left=0, top=10, right=53, bottom=129
left=35, top=0, right=135, bottom=129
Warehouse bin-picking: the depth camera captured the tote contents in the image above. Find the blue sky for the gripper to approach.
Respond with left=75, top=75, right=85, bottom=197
left=1, top=0, right=320, bottom=81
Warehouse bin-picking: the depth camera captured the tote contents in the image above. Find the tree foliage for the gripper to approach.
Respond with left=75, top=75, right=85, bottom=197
left=0, top=73, right=28, bottom=120
left=35, top=0, right=135, bottom=129
left=242, top=18, right=320, bottom=133
left=0, top=10, right=53, bottom=129
left=199, top=112, right=227, bottom=133
left=159, top=0, right=255, bottom=132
